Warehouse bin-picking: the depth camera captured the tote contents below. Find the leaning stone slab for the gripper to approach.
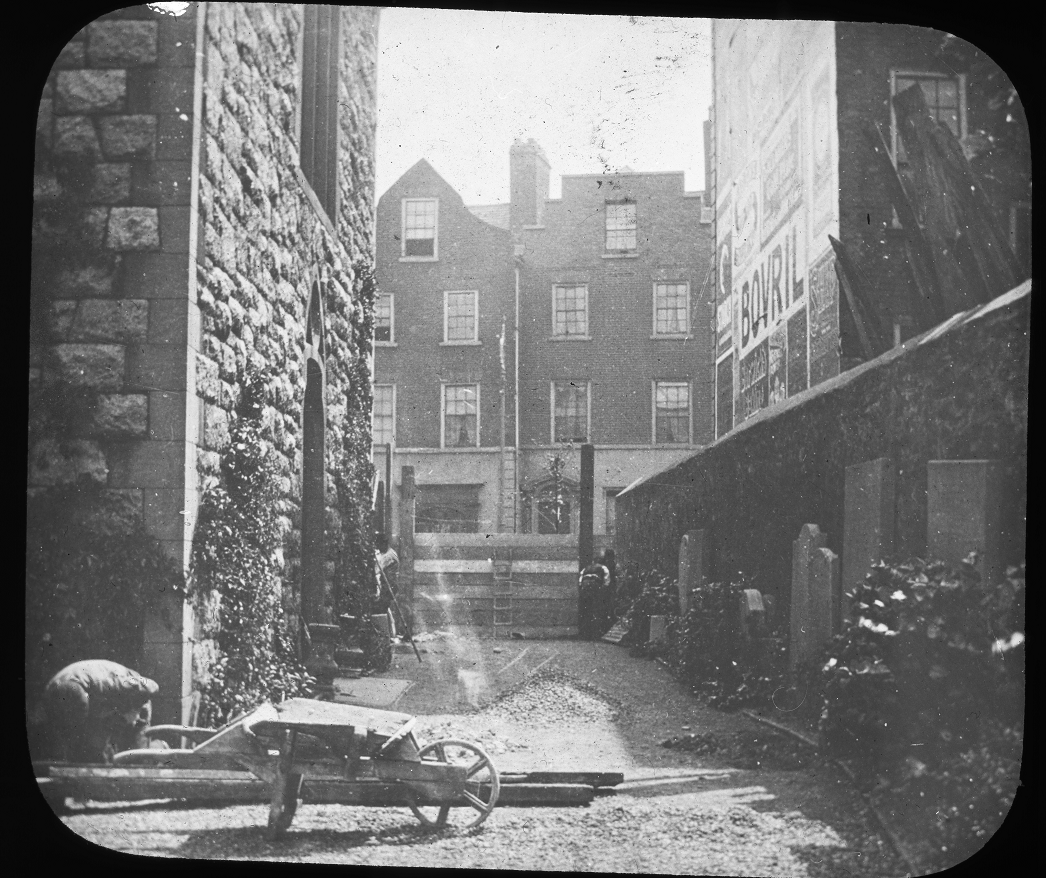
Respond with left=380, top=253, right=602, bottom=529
left=809, top=547, right=840, bottom=653
left=790, top=524, right=826, bottom=671
left=739, top=588, right=765, bottom=640
left=648, top=615, right=668, bottom=644
left=843, top=458, right=895, bottom=625
left=677, top=529, right=708, bottom=616
left=928, top=460, right=1007, bottom=586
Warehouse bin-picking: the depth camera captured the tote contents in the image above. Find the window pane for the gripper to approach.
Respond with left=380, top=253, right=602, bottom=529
left=655, top=382, right=690, bottom=444
left=606, top=203, right=637, bottom=250
left=553, top=286, right=587, bottom=336
left=375, top=294, right=392, bottom=342
left=553, top=381, right=588, bottom=442
left=654, top=283, right=689, bottom=334
left=373, top=385, right=394, bottom=445
left=404, top=200, right=436, bottom=256
left=444, top=384, right=477, bottom=447
left=445, top=292, right=477, bottom=341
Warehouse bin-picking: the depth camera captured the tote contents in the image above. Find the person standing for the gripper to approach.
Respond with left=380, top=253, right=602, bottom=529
left=578, top=556, right=611, bottom=641
left=374, top=532, right=400, bottom=636
left=42, top=660, right=159, bottom=763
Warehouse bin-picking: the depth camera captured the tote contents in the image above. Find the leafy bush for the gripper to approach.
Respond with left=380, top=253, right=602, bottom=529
left=192, top=369, right=314, bottom=727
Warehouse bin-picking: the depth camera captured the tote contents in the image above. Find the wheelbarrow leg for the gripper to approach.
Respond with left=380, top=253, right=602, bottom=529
left=266, top=729, right=302, bottom=841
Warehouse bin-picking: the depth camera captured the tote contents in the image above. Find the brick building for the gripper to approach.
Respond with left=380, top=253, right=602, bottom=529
left=711, top=20, right=1031, bottom=437
left=29, top=4, right=380, bottom=723
left=374, top=140, right=714, bottom=539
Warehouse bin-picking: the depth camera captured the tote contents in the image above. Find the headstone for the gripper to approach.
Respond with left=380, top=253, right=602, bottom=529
left=739, top=589, right=765, bottom=640
left=809, top=548, right=840, bottom=653
left=648, top=614, right=667, bottom=644
left=677, top=529, right=709, bottom=616
left=842, top=458, right=896, bottom=626
left=790, top=524, right=826, bottom=671
left=927, top=460, right=1006, bottom=586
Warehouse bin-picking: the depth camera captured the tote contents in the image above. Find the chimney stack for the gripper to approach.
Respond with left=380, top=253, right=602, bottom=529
left=510, top=138, right=550, bottom=233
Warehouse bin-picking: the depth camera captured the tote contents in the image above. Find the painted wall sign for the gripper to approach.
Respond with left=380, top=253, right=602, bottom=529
left=716, top=231, right=734, bottom=357
left=738, top=339, right=769, bottom=422
left=737, top=217, right=806, bottom=357
left=761, top=103, right=803, bottom=245
left=808, top=247, right=841, bottom=385
left=713, top=19, right=840, bottom=433
left=716, top=355, right=734, bottom=437
left=787, top=308, right=809, bottom=396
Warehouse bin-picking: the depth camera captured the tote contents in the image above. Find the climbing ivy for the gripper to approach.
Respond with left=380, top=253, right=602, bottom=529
left=192, top=369, right=314, bottom=727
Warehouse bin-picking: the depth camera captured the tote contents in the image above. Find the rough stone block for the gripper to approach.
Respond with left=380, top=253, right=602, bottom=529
left=125, top=342, right=189, bottom=393
left=202, top=403, right=230, bottom=450
left=51, top=343, right=125, bottom=390
left=928, top=460, right=1007, bottom=586
left=55, top=40, right=86, bottom=69
left=36, top=98, right=53, bottom=149
left=89, top=163, right=131, bottom=204
left=196, top=352, right=220, bottom=403
left=790, top=523, right=826, bottom=671
left=56, top=262, right=119, bottom=298
left=72, top=298, right=149, bottom=342
left=677, top=529, right=709, bottom=616
left=99, top=115, right=157, bottom=159
left=47, top=300, right=78, bottom=339
left=28, top=437, right=108, bottom=486
left=81, top=207, right=110, bottom=249
left=107, top=207, right=160, bottom=250
left=843, top=458, right=895, bottom=625
left=92, top=393, right=148, bottom=436
left=120, top=252, right=188, bottom=299
left=55, top=70, right=126, bottom=113
left=87, top=20, right=158, bottom=66
left=54, top=117, right=101, bottom=158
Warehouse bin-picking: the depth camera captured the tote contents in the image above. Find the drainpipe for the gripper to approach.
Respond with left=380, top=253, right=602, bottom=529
left=514, top=251, right=523, bottom=531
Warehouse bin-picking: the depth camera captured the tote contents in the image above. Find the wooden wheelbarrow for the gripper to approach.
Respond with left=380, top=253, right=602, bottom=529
left=60, top=698, right=500, bottom=839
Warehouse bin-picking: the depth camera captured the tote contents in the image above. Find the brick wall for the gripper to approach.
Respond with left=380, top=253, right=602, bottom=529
left=518, top=173, right=714, bottom=447
left=616, top=285, right=1029, bottom=618
left=374, top=160, right=515, bottom=449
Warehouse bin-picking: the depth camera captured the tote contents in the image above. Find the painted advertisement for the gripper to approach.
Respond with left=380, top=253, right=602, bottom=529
left=716, top=354, right=734, bottom=437
left=808, top=247, right=841, bottom=385
left=716, top=231, right=734, bottom=357
left=736, top=217, right=805, bottom=358
left=761, top=104, right=803, bottom=245
left=738, top=340, right=769, bottom=422
left=712, top=19, right=839, bottom=431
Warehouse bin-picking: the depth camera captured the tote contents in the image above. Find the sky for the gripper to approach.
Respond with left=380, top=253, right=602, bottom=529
left=375, top=9, right=712, bottom=205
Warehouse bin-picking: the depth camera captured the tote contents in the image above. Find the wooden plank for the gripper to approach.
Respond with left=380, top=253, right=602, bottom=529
left=829, top=236, right=885, bottom=359
left=489, top=783, right=594, bottom=806
left=500, top=771, right=624, bottom=788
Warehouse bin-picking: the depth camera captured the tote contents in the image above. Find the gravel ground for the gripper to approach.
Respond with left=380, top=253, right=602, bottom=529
left=47, top=638, right=910, bottom=876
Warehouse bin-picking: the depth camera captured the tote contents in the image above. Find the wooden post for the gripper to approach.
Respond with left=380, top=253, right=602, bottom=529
left=266, top=729, right=302, bottom=840
left=384, top=443, right=392, bottom=536
left=579, top=444, right=594, bottom=571
left=398, top=466, right=416, bottom=635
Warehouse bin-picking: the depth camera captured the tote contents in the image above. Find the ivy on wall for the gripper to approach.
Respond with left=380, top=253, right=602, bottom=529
left=191, top=369, right=314, bottom=727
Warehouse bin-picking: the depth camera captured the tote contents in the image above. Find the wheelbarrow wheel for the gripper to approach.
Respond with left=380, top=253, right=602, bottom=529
left=408, top=739, right=500, bottom=831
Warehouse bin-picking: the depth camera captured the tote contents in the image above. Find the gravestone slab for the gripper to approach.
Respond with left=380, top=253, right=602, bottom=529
left=602, top=618, right=630, bottom=644
left=677, top=529, right=709, bottom=616
left=648, top=615, right=668, bottom=644
left=928, top=460, right=1006, bottom=586
left=810, top=548, right=840, bottom=653
left=791, top=524, right=826, bottom=671
left=739, top=588, right=765, bottom=640
left=843, top=458, right=895, bottom=625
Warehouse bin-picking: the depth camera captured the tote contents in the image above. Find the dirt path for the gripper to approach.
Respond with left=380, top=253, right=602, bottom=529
left=46, top=634, right=907, bottom=875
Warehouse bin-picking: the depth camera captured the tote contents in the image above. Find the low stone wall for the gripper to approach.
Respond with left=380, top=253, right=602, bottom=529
left=616, top=283, right=1030, bottom=615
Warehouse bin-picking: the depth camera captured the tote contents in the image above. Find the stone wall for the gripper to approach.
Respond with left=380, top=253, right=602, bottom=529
left=615, top=284, right=1029, bottom=617
left=194, top=2, right=378, bottom=655
left=30, top=4, right=380, bottom=722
